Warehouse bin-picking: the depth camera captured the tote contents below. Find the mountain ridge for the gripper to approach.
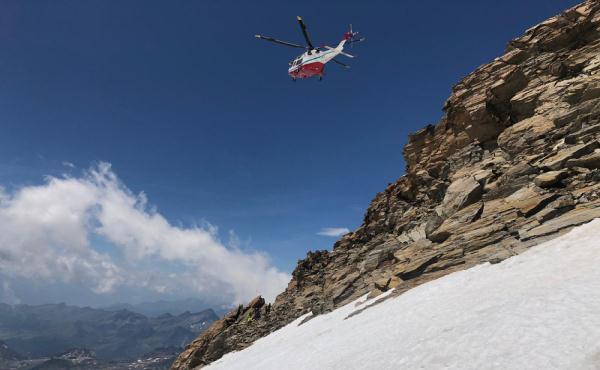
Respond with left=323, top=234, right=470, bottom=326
left=0, top=302, right=218, bottom=360
left=173, top=1, right=600, bottom=368
left=103, top=298, right=228, bottom=318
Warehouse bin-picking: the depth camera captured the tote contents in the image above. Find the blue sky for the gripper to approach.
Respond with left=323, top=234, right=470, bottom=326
left=0, top=0, right=579, bottom=307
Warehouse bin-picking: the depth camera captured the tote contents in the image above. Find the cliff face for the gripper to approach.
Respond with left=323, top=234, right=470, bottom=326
left=172, top=1, right=600, bottom=368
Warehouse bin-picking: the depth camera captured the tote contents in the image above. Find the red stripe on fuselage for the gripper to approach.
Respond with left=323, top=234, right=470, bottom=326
left=289, top=62, right=324, bottom=79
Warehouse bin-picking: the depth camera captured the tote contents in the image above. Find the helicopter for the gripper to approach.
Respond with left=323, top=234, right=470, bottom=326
left=255, top=16, right=365, bottom=81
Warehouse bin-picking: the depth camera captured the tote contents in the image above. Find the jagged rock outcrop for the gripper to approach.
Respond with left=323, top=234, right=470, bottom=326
left=172, top=2, right=600, bottom=368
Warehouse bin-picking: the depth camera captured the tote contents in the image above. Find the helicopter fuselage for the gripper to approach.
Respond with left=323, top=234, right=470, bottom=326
left=288, top=41, right=345, bottom=79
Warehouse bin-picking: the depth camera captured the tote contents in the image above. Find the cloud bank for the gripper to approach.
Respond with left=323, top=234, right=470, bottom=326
left=317, top=227, right=350, bottom=237
left=0, top=163, right=289, bottom=305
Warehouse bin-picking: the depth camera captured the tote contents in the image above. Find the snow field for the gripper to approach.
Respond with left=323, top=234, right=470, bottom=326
left=208, top=219, right=600, bottom=370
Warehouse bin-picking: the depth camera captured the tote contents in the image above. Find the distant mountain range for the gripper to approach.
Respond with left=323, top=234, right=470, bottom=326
left=0, top=303, right=218, bottom=361
left=104, top=298, right=231, bottom=318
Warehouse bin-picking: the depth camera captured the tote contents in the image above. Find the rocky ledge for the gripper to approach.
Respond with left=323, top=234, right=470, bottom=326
left=172, top=1, right=600, bottom=368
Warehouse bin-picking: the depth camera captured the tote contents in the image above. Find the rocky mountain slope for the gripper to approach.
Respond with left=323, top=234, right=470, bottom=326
left=172, top=1, right=600, bottom=368
left=205, top=220, right=600, bottom=370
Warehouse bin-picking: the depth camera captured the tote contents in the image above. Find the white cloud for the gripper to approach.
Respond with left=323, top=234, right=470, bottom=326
left=0, top=162, right=289, bottom=305
left=317, top=227, right=350, bottom=237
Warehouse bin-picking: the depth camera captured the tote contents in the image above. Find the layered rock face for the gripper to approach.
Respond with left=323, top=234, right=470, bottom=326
left=172, top=1, right=600, bottom=368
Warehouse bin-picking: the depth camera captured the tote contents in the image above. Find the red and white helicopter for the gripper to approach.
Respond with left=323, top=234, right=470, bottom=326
left=255, top=16, right=364, bottom=81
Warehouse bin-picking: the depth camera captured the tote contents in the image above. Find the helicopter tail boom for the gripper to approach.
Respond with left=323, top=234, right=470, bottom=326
left=324, top=44, right=354, bottom=58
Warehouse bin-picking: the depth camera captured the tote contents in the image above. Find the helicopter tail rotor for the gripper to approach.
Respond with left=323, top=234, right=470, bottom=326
left=344, top=24, right=365, bottom=48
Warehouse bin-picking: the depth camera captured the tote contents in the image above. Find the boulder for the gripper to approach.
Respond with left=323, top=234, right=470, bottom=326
left=392, top=239, right=434, bottom=263
left=439, top=177, right=483, bottom=218
left=223, top=305, right=243, bottom=325
left=360, top=239, right=402, bottom=273
left=520, top=205, right=600, bottom=240
left=428, top=202, right=483, bottom=243
left=533, top=170, right=569, bottom=188
left=367, top=289, right=384, bottom=300
left=538, top=141, right=600, bottom=170
left=566, top=151, right=600, bottom=169
left=453, top=221, right=507, bottom=253
left=247, top=296, right=265, bottom=309
left=498, top=115, right=555, bottom=154
left=424, top=214, right=444, bottom=238
left=566, top=123, right=600, bottom=145
left=535, top=195, right=576, bottom=222
left=500, top=48, right=529, bottom=65
left=393, top=254, right=440, bottom=281
left=504, top=185, right=558, bottom=217
left=374, top=276, right=402, bottom=291
left=392, top=240, right=439, bottom=281
left=504, top=162, right=537, bottom=179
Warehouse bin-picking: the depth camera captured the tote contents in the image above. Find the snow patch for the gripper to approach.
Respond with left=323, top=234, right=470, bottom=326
left=208, top=219, right=600, bottom=370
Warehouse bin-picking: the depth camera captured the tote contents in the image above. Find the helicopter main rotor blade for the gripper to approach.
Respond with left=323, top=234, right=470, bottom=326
left=296, top=16, right=315, bottom=50
left=255, top=35, right=307, bottom=49
left=332, top=59, right=350, bottom=69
